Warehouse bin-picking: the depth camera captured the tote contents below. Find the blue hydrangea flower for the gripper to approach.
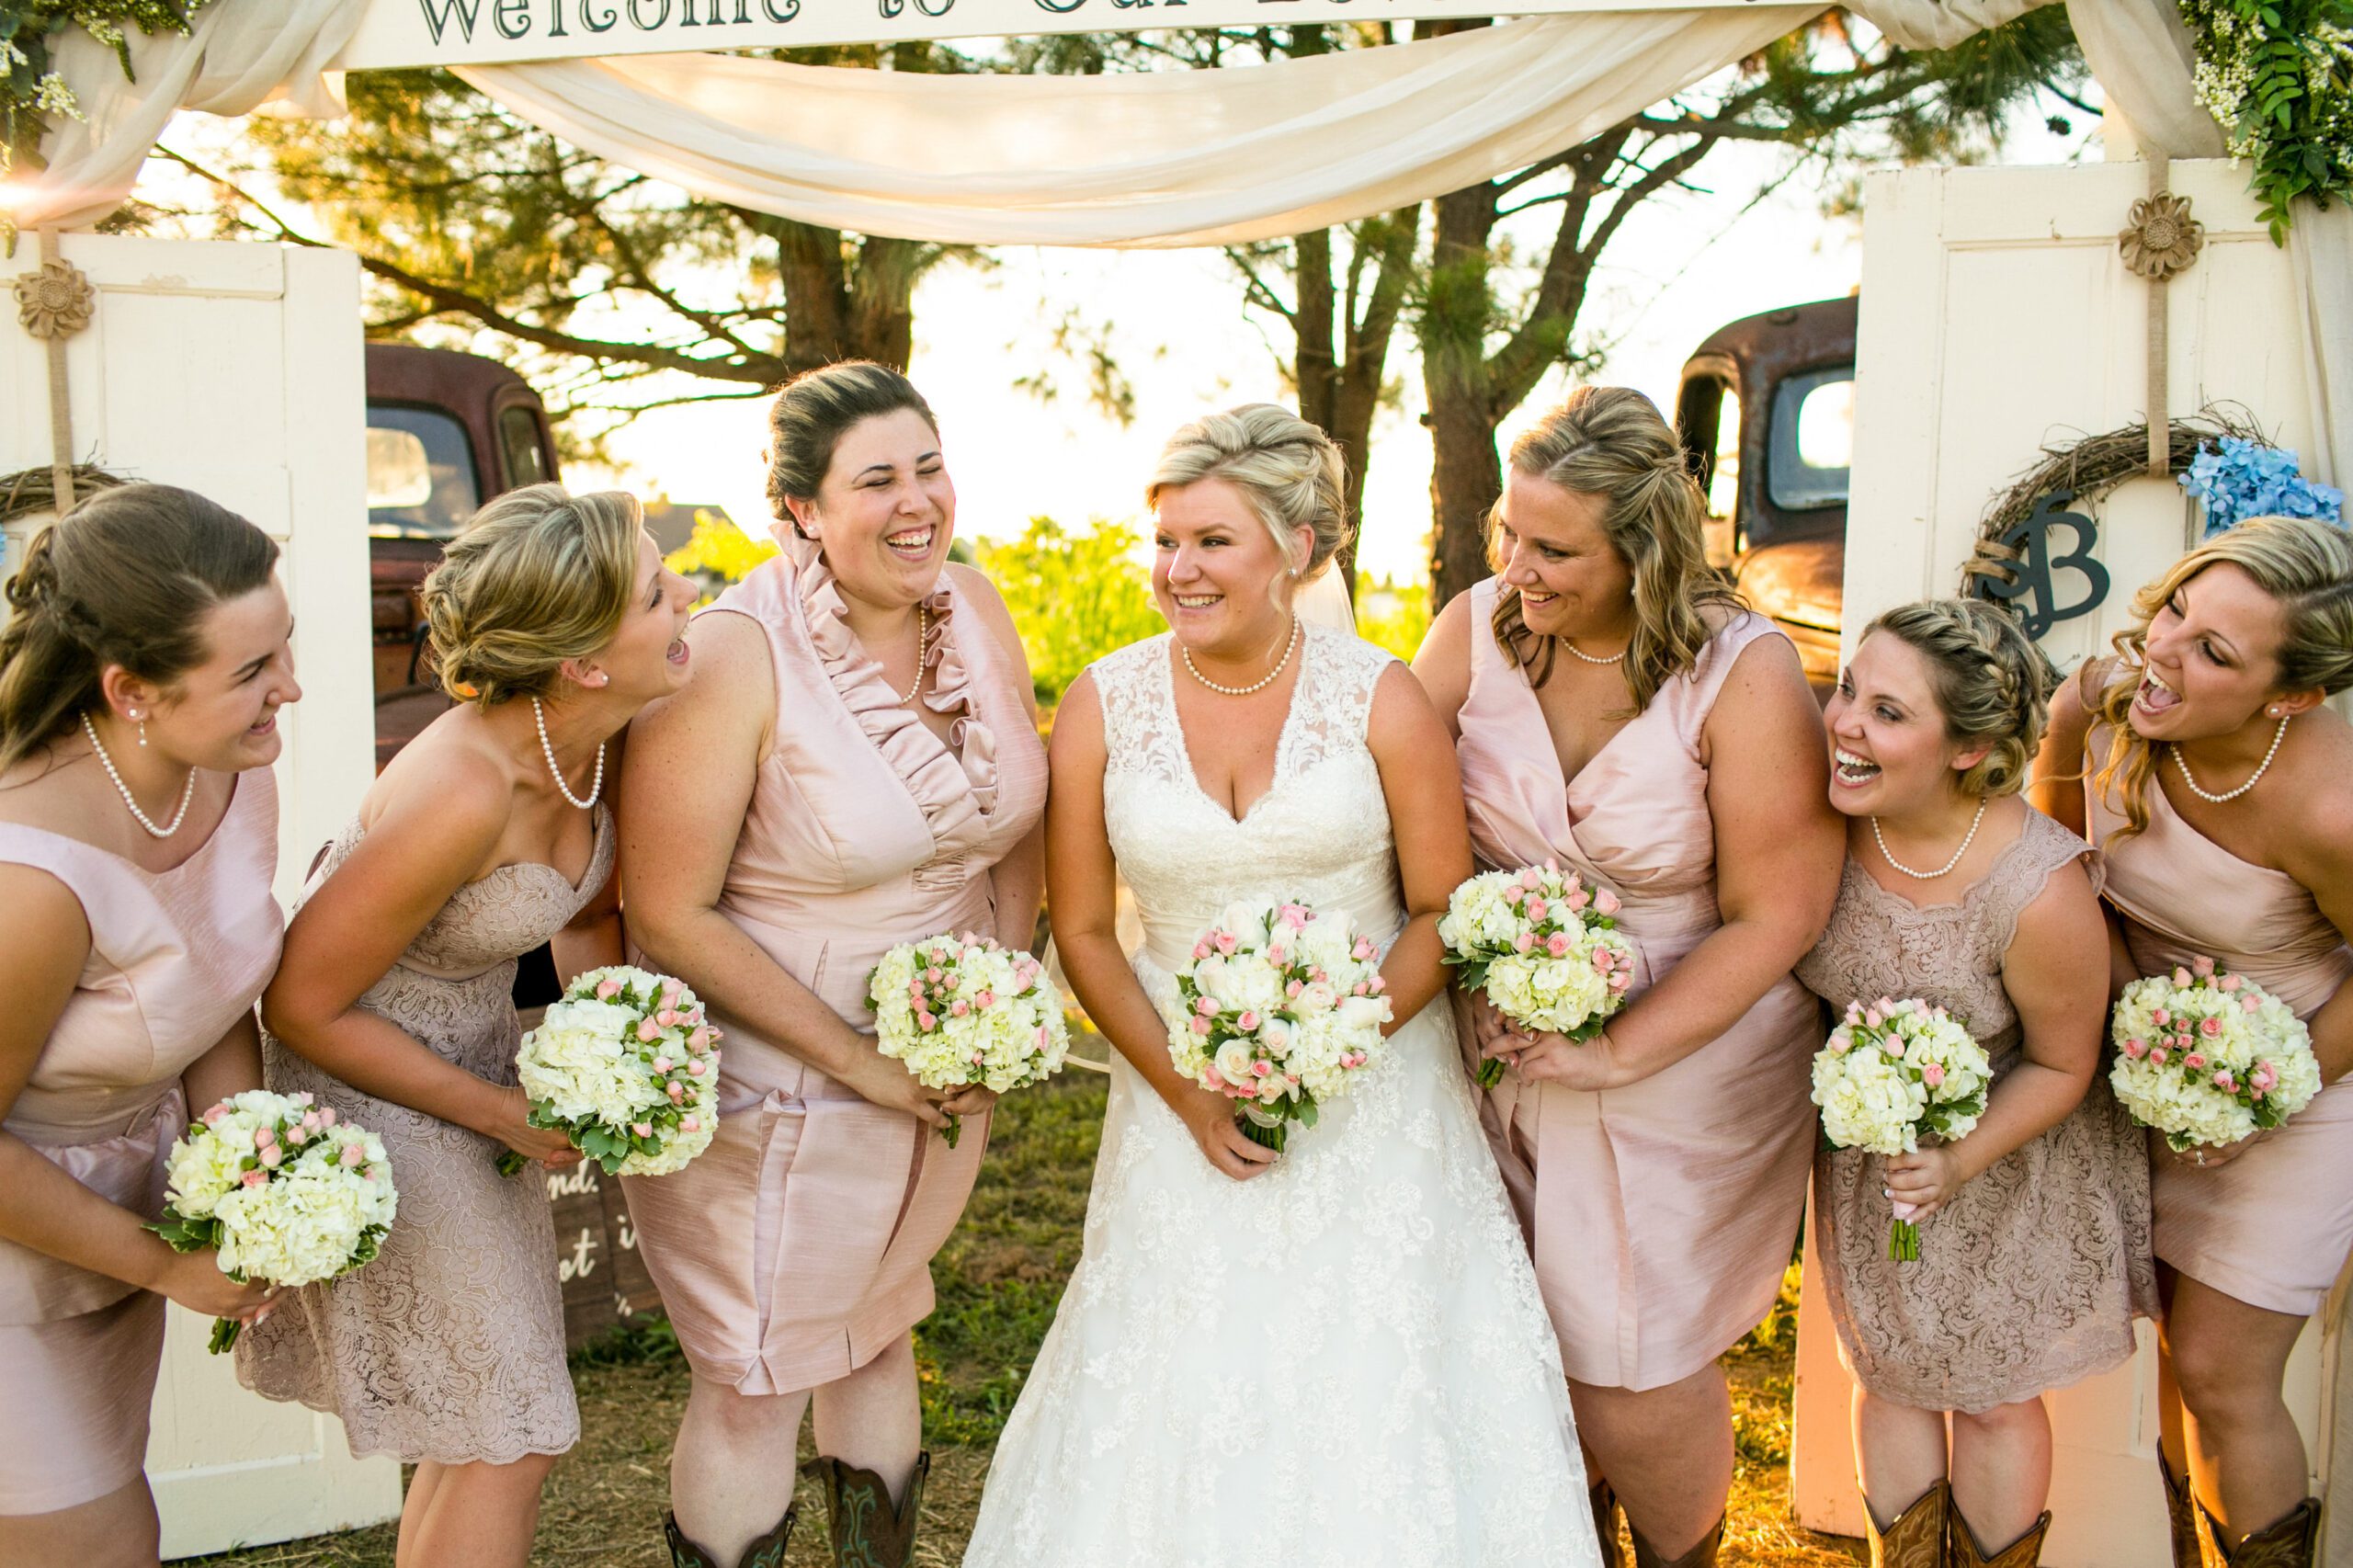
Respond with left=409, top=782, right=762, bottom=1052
left=2180, top=437, right=2346, bottom=538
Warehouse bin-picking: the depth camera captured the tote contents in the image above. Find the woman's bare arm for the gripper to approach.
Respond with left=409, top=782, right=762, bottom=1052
left=1364, top=665, right=1475, bottom=1029
left=949, top=563, right=1047, bottom=953
left=1408, top=591, right=1476, bottom=741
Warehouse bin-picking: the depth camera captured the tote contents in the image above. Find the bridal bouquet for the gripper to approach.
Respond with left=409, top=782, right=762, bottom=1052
left=1163, top=899, right=1393, bottom=1153
left=1812, top=997, right=1993, bottom=1262
left=151, top=1090, right=398, bottom=1352
left=2110, top=956, right=2320, bottom=1153
left=501, top=966, right=721, bottom=1178
left=870, top=932, right=1072, bottom=1148
left=1438, top=861, right=1636, bottom=1088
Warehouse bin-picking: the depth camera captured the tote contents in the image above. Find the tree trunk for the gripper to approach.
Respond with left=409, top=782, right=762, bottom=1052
left=1423, top=178, right=1501, bottom=608
left=771, top=219, right=918, bottom=374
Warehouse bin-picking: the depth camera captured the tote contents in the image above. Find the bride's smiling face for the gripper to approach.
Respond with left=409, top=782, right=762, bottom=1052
left=1152, top=479, right=1312, bottom=657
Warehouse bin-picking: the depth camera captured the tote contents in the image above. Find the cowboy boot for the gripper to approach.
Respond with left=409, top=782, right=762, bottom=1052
left=1863, top=1481, right=1948, bottom=1568
left=2196, top=1496, right=2321, bottom=1568
left=1949, top=1507, right=2050, bottom=1568
left=1590, top=1478, right=1627, bottom=1567
left=2159, top=1454, right=2202, bottom=1568
left=801, top=1449, right=929, bottom=1568
left=662, top=1503, right=797, bottom=1568
left=1629, top=1513, right=1723, bottom=1568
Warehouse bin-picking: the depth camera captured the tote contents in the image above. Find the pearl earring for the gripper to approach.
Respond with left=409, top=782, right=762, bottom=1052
left=129, top=710, right=147, bottom=747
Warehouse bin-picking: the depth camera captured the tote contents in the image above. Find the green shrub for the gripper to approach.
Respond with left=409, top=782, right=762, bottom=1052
left=1355, top=574, right=1434, bottom=663
left=973, top=517, right=1165, bottom=708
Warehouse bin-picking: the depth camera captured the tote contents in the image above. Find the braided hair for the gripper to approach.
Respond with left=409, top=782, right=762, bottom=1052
left=1487, top=385, right=1742, bottom=714
left=0, top=484, right=278, bottom=777
left=1864, top=597, right=2056, bottom=799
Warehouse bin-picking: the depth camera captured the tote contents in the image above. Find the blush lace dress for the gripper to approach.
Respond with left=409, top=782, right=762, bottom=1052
left=962, top=624, right=1600, bottom=1568
left=235, top=808, right=614, bottom=1463
left=1792, top=808, right=2156, bottom=1414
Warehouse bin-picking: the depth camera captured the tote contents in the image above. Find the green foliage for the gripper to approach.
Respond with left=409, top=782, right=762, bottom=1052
left=972, top=517, right=1165, bottom=708
left=1354, top=574, right=1433, bottom=662
left=2183, top=0, right=2353, bottom=242
left=664, top=509, right=780, bottom=606
left=2, top=0, right=208, bottom=184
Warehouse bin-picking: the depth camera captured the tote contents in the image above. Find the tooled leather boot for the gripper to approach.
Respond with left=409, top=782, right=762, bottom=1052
left=1864, top=1481, right=1949, bottom=1568
left=662, top=1503, right=796, bottom=1568
left=2196, top=1497, right=2321, bottom=1568
left=1629, top=1512, right=1723, bottom=1568
left=1590, top=1478, right=1626, bottom=1567
left=2160, top=1454, right=2201, bottom=1568
left=801, top=1449, right=929, bottom=1568
left=1949, top=1507, right=2050, bottom=1568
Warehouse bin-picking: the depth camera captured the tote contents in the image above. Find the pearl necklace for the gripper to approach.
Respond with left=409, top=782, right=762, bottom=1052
left=1871, top=797, right=1989, bottom=881
left=80, top=712, right=196, bottom=839
left=1560, top=637, right=1627, bottom=666
left=531, top=696, right=605, bottom=811
left=901, top=605, right=928, bottom=704
left=1182, top=617, right=1301, bottom=697
left=2171, top=714, right=2289, bottom=804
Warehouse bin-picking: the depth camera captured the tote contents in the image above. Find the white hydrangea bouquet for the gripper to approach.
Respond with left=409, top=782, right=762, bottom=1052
left=1163, top=898, right=1393, bottom=1153
left=2110, top=955, right=2320, bottom=1153
left=1811, top=997, right=1993, bottom=1262
left=1438, top=861, right=1637, bottom=1088
left=499, top=966, right=722, bottom=1178
left=151, top=1090, right=398, bottom=1352
left=870, top=932, right=1072, bottom=1148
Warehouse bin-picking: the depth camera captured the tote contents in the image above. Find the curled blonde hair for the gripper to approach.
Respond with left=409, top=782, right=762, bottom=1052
left=1146, top=403, right=1353, bottom=580
left=423, top=484, right=642, bottom=707
left=1865, top=598, right=2056, bottom=799
left=2090, top=515, right=2353, bottom=838
left=1489, top=385, right=1740, bottom=713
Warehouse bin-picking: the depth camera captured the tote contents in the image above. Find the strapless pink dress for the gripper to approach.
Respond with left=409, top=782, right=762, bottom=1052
left=622, top=546, right=1047, bottom=1395
left=1453, top=580, right=1819, bottom=1391
left=2087, top=737, right=2353, bottom=1316
left=0, top=770, right=281, bottom=1515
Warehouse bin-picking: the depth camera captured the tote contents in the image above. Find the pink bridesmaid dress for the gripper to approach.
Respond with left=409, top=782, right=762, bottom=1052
left=2086, top=731, right=2353, bottom=1317
left=1453, top=578, right=1819, bottom=1391
left=0, top=769, right=281, bottom=1515
left=622, top=540, right=1048, bottom=1396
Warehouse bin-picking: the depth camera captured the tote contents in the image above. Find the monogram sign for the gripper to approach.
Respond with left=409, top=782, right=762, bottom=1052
left=1971, top=489, right=2112, bottom=642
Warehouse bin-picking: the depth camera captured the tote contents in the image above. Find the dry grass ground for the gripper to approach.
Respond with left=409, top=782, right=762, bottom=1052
left=199, top=1071, right=1863, bottom=1567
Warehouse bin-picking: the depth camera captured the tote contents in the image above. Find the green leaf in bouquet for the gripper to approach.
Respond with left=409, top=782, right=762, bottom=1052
left=147, top=1210, right=222, bottom=1254
left=1295, top=1100, right=1319, bottom=1129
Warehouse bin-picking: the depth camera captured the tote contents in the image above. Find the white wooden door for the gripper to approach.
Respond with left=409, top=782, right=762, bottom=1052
left=1, top=233, right=401, bottom=1557
left=1796, top=158, right=2346, bottom=1566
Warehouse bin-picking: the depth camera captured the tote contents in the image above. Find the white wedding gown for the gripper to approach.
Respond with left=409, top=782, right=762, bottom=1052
left=964, top=624, right=1601, bottom=1568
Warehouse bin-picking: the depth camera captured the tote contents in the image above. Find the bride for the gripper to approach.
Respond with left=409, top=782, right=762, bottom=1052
left=964, top=406, right=1602, bottom=1567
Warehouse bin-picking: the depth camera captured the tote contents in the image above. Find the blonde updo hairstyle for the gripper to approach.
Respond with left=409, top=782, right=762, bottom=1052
left=423, top=483, right=643, bottom=707
left=1489, top=385, right=1740, bottom=713
left=766, top=361, right=939, bottom=535
left=2090, top=515, right=2353, bottom=838
left=1145, top=403, right=1353, bottom=585
left=1863, top=598, right=2056, bottom=799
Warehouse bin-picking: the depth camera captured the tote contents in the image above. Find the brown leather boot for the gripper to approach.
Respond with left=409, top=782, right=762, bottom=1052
left=662, top=1504, right=796, bottom=1568
left=1949, top=1507, right=2050, bottom=1568
left=2159, top=1454, right=2201, bottom=1568
left=1589, top=1478, right=1626, bottom=1567
left=801, top=1449, right=928, bottom=1568
left=1628, top=1513, right=1722, bottom=1568
left=2195, top=1497, right=2321, bottom=1568
left=1864, top=1481, right=1949, bottom=1568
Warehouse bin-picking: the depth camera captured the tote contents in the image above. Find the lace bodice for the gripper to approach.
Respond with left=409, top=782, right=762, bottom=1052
left=1095, top=624, right=1402, bottom=971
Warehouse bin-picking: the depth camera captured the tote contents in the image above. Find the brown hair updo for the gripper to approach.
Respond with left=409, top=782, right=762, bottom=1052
left=2089, top=515, right=2353, bottom=838
left=1489, top=385, right=1740, bottom=713
left=422, top=484, right=642, bottom=707
left=0, top=483, right=278, bottom=774
left=1864, top=598, right=2056, bottom=798
left=765, top=361, right=940, bottom=532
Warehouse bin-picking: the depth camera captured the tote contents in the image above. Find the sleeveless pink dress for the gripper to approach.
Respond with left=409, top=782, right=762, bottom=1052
left=0, top=768, right=281, bottom=1515
left=622, top=544, right=1048, bottom=1396
left=1453, top=581, right=1819, bottom=1392
left=2086, top=734, right=2353, bottom=1317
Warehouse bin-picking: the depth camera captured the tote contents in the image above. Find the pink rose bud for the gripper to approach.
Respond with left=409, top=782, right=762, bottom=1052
left=1353, top=939, right=1377, bottom=961
left=688, top=1060, right=708, bottom=1076
left=1595, top=888, right=1620, bottom=916
left=917, top=1012, right=938, bottom=1030
left=688, top=1028, right=711, bottom=1052
left=1609, top=971, right=1631, bottom=990
left=1525, top=898, right=1547, bottom=922
left=2251, top=1087, right=2266, bottom=1101
left=339, top=1143, right=365, bottom=1167
left=1370, top=976, right=1386, bottom=994
left=1922, top=1063, right=1945, bottom=1086
left=597, top=979, right=622, bottom=999
left=951, top=1000, right=970, bottom=1017
left=1546, top=934, right=1572, bottom=958
left=1543, top=858, right=1560, bottom=873
left=254, top=1125, right=275, bottom=1147
left=1595, top=949, right=1617, bottom=973
left=2219, top=973, right=2243, bottom=993
left=1287, top=980, right=1304, bottom=996
left=1864, top=1009, right=1883, bottom=1028
left=2173, top=966, right=2193, bottom=987
left=2200, top=1017, right=2222, bottom=1038
left=203, top=1105, right=228, bottom=1128
left=632, top=1122, right=654, bottom=1139
left=653, top=1057, right=674, bottom=1074
left=1196, top=996, right=1221, bottom=1017
left=2150, top=1048, right=2169, bottom=1067
left=656, top=1009, right=681, bottom=1028
left=2192, top=955, right=2216, bottom=977
left=1251, top=1061, right=1272, bottom=1078
left=636, top=1018, right=661, bottom=1042
left=1513, top=933, right=1536, bottom=954
left=2185, top=1053, right=2207, bottom=1069
left=926, top=969, right=944, bottom=985
left=681, top=1116, right=700, bottom=1133
left=2241, top=995, right=2261, bottom=1014
left=2213, top=1072, right=2235, bottom=1091
left=318, top=1108, right=337, bottom=1128
left=2154, top=1009, right=2170, bottom=1026
left=668, top=1082, right=687, bottom=1102
left=1191, top=1017, right=1212, bottom=1037
left=1203, top=1066, right=1226, bottom=1089
left=301, top=1111, right=322, bottom=1131
left=1215, top=933, right=1238, bottom=955
left=241, top=1170, right=268, bottom=1188
left=259, top=1144, right=283, bottom=1168
left=1267, top=945, right=1287, bottom=966
left=1237, top=1011, right=1259, bottom=1031
left=976, top=991, right=995, bottom=1009
left=1192, top=941, right=1211, bottom=961
left=1565, top=884, right=1590, bottom=912
left=285, top=1123, right=307, bottom=1144
left=2124, top=1038, right=2148, bottom=1059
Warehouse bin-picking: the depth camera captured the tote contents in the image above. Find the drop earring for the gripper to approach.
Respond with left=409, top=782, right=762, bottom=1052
left=130, top=710, right=147, bottom=747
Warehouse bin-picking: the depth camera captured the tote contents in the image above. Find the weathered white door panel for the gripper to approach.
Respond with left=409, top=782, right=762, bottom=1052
left=1, top=233, right=397, bottom=1555
left=1800, top=158, right=2345, bottom=1567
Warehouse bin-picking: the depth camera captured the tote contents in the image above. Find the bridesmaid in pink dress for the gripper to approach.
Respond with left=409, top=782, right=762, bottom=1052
left=2039, top=517, right=2353, bottom=1568
left=1415, top=387, right=1842, bottom=1568
left=0, top=486, right=298, bottom=1562
left=620, top=363, right=1047, bottom=1568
